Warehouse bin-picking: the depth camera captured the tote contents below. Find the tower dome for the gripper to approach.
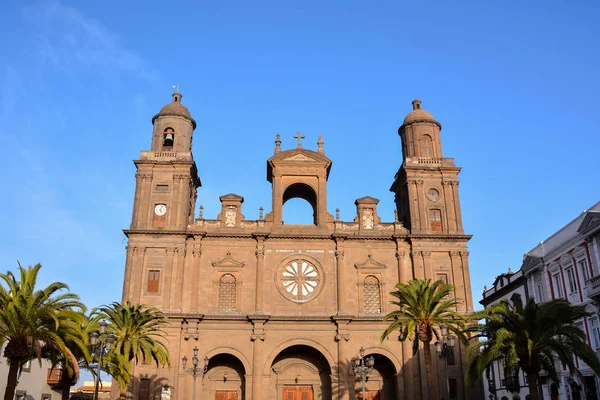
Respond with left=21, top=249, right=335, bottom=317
left=152, top=92, right=196, bottom=129
left=402, top=99, right=440, bottom=128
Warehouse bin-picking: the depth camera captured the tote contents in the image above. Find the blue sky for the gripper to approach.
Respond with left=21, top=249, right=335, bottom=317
left=1, top=0, right=599, bottom=314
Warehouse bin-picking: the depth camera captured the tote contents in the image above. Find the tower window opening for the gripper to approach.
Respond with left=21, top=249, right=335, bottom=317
left=420, top=134, right=433, bottom=157
left=429, top=209, right=442, bottom=232
left=282, top=183, right=318, bottom=225
left=163, top=128, right=175, bottom=151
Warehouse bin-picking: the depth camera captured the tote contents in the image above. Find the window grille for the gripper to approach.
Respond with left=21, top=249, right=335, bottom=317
left=218, top=274, right=237, bottom=313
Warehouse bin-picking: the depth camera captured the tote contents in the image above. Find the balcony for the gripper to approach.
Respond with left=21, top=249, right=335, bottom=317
left=46, top=368, right=62, bottom=385
left=586, top=276, right=600, bottom=302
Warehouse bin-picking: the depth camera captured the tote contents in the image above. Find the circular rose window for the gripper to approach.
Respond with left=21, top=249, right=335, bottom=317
left=277, top=257, right=323, bottom=303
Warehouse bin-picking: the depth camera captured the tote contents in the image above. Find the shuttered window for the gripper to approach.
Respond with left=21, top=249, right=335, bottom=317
left=218, top=274, right=237, bottom=313
left=147, top=270, right=160, bottom=294
left=429, top=209, right=442, bottom=232
left=363, top=275, right=381, bottom=314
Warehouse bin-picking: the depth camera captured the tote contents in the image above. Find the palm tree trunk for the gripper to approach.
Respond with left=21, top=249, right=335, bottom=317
left=423, top=340, right=434, bottom=400
left=4, top=359, right=20, bottom=400
left=61, top=385, right=71, bottom=400
left=527, top=372, right=541, bottom=400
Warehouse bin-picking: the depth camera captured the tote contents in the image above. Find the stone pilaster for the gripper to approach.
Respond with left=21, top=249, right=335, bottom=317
left=442, top=181, right=456, bottom=233
left=255, top=237, right=266, bottom=312
left=122, top=246, right=135, bottom=301
left=335, top=246, right=346, bottom=314
left=190, top=241, right=203, bottom=311
left=460, top=251, right=472, bottom=311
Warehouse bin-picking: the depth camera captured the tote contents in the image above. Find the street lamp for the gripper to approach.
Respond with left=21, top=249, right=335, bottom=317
left=182, top=346, right=209, bottom=400
left=435, top=324, right=456, bottom=400
left=90, top=320, right=115, bottom=400
left=351, top=347, right=375, bottom=400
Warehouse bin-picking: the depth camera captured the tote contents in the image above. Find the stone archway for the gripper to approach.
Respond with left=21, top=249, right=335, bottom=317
left=268, top=345, right=333, bottom=400
left=201, top=353, right=247, bottom=400
left=351, top=353, right=398, bottom=400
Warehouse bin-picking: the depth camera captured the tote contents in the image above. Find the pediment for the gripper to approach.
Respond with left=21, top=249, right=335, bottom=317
left=521, top=254, right=541, bottom=272
left=219, top=193, right=244, bottom=202
left=354, top=255, right=387, bottom=270
left=578, top=211, right=600, bottom=235
left=355, top=196, right=380, bottom=205
left=284, top=153, right=316, bottom=162
left=212, top=252, right=246, bottom=271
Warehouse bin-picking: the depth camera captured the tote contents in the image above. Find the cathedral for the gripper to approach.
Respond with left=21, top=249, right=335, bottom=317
left=119, top=92, right=479, bottom=400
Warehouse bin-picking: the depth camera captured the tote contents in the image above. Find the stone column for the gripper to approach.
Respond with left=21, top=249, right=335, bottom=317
left=172, top=247, right=185, bottom=311
left=395, top=248, right=405, bottom=284
left=451, top=181, right=464, bottom=233
left=251, top=318, right=267, bottom=400
left=272, top=174, right=283, bottom=225
left=416, top=179, right=427, bottom=232
left=411, top=251, right=424, bottom=280
left=450, top=251, right=466, bottom=312
left=163, top=248, right=175, bottom=310
left=190, top=240, right=203, bottom=312
left=406, top=179, right=420, bottom=232
left=255, top=238, right=266, bottom=312
left=122, top=246, right=135, bottom=301
left=131, top=174, right=144, bottom=228
left=441, top=181, right=456, bottom=233
left=335, top=246, right=346, bottom=314
left=335, top=330, right=351, bottom=400
left=132, top=248, right=145, bottom=304
left=402, top=339, right=417, bottom=400
left=460, top=251, right=472, bottom=312
left=140, top=174, right=153, bottom=229
left=422, top=251, right=431, bottom=280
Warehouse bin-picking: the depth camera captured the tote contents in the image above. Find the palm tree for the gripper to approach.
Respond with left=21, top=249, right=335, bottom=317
left=465, top=297, right=600, bottom=400
left=380, top=278, right=465, bottom=400
left=93, top=301, right=170, bottom=396
left=0, top=263, right=86, bottom=400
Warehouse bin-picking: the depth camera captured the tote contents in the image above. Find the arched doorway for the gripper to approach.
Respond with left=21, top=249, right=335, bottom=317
left=353, top=354, right=397, bottom=400
left=269, top=345, right=333, bottom=400
left=203, top=353, right=246, bottom=400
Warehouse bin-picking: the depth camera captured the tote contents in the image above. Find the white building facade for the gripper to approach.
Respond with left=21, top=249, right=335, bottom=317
left=0, top=343, right=63, bottom=400
left=481, top=201, right=600, bottom=400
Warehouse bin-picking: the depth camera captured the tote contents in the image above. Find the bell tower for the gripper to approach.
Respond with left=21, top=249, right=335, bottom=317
left=130, top=91, right=201, bottom=231
left=266, top=133, right=332, bottom=227
left=390, top=99, right=464, bottom=234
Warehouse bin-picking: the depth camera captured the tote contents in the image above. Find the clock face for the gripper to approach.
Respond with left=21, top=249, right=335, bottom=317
left=154, top=204, right=167, bottom=216
left=427, top=188, right=440, bottom=202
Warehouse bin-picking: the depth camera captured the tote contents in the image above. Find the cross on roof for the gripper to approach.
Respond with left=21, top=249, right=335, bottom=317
left=294, top=132, right=305, bottom=148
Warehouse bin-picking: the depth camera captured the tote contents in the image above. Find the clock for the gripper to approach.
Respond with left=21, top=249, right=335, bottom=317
left=427, top=188, right=440, bottom=202
left=154, top=204, right=167, bottom=216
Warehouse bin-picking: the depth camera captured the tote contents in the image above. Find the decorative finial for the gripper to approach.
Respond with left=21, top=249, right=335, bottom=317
left=199, top=205, right=204, bottom=219
left=483, top=285, right=488, bottom=291
left=508, top=267, right=513, bottom=274
left=259, top=206, right=264, bottom=220
left=274, top=133, right=281, bottom=154
left=172, top=83, right=182, bottom=103
left=335, top=208, right=340, bottom=221
left=394, top=209, right=399, bottom=222
left=317, top=134, right=324, bottom=154
left=411, top=99, right=422, bottom=110
left=293, top=132, right=305, bottom=148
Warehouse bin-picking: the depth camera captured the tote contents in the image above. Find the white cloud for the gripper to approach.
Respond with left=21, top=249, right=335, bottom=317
left=22, top=0, right=158, bottom=81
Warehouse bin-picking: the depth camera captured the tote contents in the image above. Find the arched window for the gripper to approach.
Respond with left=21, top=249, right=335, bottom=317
left=218, top=274, right=236, bottom=313
left=429, top=209, right=442, bottom=232
left=163, top=128, right=175, bottom=151
left=420, top=134, right=433, bottom=157
left=282, top=183, right=317, bottom=225
left=363, top=275, right=381, bottom=314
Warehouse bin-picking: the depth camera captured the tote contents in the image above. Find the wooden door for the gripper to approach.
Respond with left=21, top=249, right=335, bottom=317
left=215, top=391, right=238, bottom=400
left=357, top=391, right=381, bottom=400
left=283, top=386, right=313, bottom=400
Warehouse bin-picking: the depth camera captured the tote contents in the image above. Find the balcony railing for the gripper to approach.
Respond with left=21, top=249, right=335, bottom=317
left=46, top=368, right=62, bottom=385
left=586, top=276, right=600, bottom=300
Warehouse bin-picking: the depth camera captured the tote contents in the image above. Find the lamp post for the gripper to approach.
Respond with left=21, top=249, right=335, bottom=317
left=435, top=324, right=455, bottom=400
left=182, top=346, right=209, bottom=400
left=351, top=347, right=375, bottom=400
left=90, top=320, right=115, bottom=400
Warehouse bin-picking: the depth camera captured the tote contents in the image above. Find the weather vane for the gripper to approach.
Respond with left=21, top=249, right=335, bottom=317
left=172, top=82, right=181, bottom=92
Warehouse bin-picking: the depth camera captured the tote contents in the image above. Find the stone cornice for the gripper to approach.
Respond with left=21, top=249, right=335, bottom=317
left=123, top=229, right=188, bottom=237
left=408, top=233, right=472, bottom=241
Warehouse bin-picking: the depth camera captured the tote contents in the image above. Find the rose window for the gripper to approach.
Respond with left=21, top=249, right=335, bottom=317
left=280, top=259, right=321, bottom=302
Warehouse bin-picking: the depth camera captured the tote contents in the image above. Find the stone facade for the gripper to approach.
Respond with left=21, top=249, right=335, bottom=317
left=118, top=93, right=479, bottom=400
